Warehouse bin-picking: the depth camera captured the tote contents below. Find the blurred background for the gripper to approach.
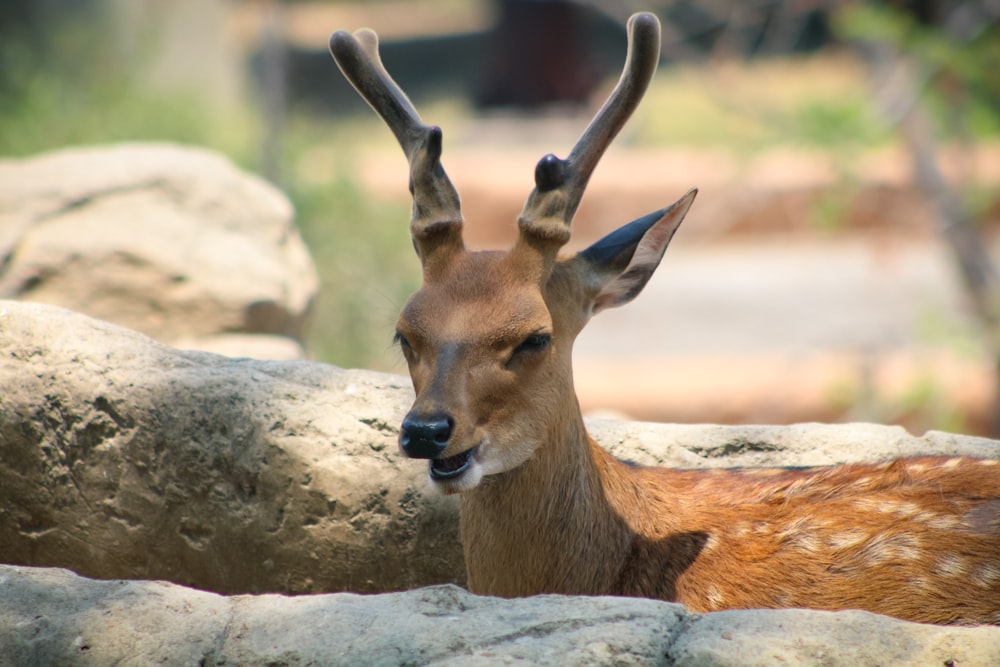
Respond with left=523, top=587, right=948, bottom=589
left=2, top=0, right=998, bottom=435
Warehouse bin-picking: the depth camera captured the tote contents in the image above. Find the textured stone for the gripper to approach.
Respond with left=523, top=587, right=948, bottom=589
left=0, top=300, right=460, bottom=595
left=2, top=564, right=999, bottom=666
left=172, top=332, right=307, bottom=360
left=0, top=143, right=317, bottom=344
left=666, top=605, right=1000, bottom=666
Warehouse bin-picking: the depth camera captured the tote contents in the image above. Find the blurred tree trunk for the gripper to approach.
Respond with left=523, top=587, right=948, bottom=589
left=858, top=33, right=1000, bottom=434
left=258, top=0, right=287, bottom=185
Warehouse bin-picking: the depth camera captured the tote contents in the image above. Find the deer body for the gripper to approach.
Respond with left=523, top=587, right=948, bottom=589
left=329, top=13, right=1000, bottom=625
left=463, top=434, right=1000, bottom=624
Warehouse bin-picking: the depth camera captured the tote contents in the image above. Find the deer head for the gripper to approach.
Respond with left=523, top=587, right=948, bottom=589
left=330, top=13, right=696, bottom=494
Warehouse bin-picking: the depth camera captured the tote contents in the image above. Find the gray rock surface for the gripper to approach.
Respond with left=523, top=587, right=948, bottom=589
left=2, top=564, right=999, bottom=666
left=172, top=332, right=307, bottom=360
left=0, top=143, right=317, bottom=344
left=2, top=299, right=999, bottom=598
left=0, top=299, right=458, bottom=595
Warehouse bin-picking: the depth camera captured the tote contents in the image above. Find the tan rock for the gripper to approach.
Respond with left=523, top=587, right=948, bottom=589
left=172, top=332, right=306, bottom=360
left=0, top=300, right=460, bottom=594
left=2, top=564, right=999, bottom=666
left=0, top=143, right=317, bottom=343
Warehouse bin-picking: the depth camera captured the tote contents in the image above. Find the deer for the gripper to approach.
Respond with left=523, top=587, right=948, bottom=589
left=329, top=12, right=1000, bottom=626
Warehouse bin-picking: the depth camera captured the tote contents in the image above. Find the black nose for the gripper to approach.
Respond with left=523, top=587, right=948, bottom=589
left=400, top=414, right=454, bottom=459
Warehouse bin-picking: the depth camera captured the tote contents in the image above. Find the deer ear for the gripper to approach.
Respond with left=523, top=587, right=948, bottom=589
left=577, top=189, right=696, bottom=315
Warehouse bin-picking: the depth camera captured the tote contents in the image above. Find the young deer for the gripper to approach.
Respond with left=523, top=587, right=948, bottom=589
left=329, top=13, right=1000, bottom=625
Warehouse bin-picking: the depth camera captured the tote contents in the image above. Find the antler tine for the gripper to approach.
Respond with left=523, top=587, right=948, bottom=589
left=329, top=29, right=463, bottom=272
left=518, top=12, right=661, bottom=252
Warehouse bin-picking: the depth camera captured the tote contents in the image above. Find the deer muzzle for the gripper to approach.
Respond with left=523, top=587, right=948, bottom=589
left=399, top=413, right=454, bottom=459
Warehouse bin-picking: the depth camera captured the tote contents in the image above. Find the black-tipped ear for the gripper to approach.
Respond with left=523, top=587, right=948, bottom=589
left=579, top=188, right=696, bottom=315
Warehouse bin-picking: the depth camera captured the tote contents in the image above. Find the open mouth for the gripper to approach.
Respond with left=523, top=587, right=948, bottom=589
left=430, top=447, right=476, bottom=480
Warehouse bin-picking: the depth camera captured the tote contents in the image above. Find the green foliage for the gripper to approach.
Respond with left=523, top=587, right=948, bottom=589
left=0, top=74, right=248, bottom=159
left=791, top=100, right=886, bottom=149
left=632, top=57, right=891, bottom=154
left=894, top=372, right=968, bottom=435
left=288, top=150, right=418, bottom=370
left=278, top=112, right=421, bottom=369
left=835, top=4, right=1000, bottom=139
left=809, top=181, right=858, bottom=234
left=0, top=7, right=255, bottom=161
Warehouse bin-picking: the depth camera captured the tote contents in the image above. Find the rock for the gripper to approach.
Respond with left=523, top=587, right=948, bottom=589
left=2, top=564, right=999, bottom=666
left=663, top=604, right=1000, bottom=666
left=0, top=299, right=461, bottom=595
left=0, top=565, right=230, bottom=666
left=0, top=143, right=317, bottom=344
left=3, top=299, right=999, bottom=598
left=172, top=332, right=307, bottom=360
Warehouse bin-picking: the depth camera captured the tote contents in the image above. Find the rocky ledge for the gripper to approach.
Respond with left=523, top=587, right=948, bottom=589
left=3, top=564, right=999, bottom=666
left=2, top=300, right=999, bottom=664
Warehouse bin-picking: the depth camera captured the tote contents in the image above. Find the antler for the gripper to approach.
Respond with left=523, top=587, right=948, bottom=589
left=515, top=12, right=661, bottom=275
left=329, top=28, right=464, bottom=275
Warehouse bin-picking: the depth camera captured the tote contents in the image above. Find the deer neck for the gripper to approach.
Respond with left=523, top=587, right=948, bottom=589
left=458, top=396, right=640, bottom=597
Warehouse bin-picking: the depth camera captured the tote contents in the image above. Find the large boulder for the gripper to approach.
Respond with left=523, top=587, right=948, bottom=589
left=0, top=300, right=458, bottom=595
left=0, top=143, right=317, bottom=346
left=2, top=299, right=999, bottom=597
left=2, top=564, right=999, bottom=666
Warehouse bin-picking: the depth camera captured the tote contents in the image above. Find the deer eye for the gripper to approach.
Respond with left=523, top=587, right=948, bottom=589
left=513, top=333, right=551, bottom=356
left=394, top=331, right=414, bottom=358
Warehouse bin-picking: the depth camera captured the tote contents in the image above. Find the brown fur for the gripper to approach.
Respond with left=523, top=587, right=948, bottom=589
left=457, top=379, right=1000, bottom=625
